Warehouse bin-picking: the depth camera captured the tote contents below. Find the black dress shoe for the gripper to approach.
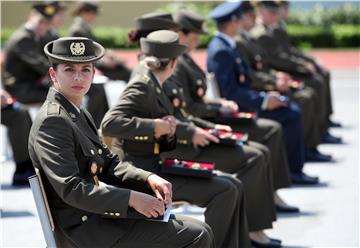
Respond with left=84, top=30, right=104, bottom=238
left=305, top=148, right=333, bottom=162
left=251, top=239, right=282, bottom=248
left=328, top=119, right=342, bottom=128
left=270, top=238, right=282, bottom=244
left=291, top=172, right=319, bottom=185
left=276, top=204, right=300, bottom=213
left=321, top=132, right=342, bottom=144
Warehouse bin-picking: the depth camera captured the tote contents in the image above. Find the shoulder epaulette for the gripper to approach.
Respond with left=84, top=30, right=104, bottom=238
left=47, top=102, right=60, bottom=115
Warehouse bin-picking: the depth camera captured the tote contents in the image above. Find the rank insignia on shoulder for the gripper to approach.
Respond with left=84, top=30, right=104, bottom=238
left=47, top=102, right=60, bottom=115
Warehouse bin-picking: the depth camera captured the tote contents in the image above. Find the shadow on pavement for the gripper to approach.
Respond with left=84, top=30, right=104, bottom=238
left=1, top=210, right=34, bottom=218
left=291, top=181, right=330, bottom=189
left=277, top=210, right=319, bottom=219
left=0, top=183, right=30, bottom=190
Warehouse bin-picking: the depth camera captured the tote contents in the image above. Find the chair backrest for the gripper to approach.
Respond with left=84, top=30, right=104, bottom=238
left=28, top=169, right=57, bottom=247
left=205, top=72, right=222, bottom=99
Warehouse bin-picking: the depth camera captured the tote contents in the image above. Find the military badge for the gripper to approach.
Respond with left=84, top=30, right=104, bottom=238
left=70, top=42, right=85, bottom=56
left=45, top=5, right=55, bottom=16
left=90, top=161, right=100, bottom=186
left=239, top=75, right=246, bottom=83
left=197, top=87, right=205, bottom=97
left=172, top=97, right=180, bottom=108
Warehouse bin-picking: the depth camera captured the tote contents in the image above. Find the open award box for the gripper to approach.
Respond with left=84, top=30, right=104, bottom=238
left=209, top=111, right=257, bottom=125
left=206, top=129, right=248, bottom=146
left=159, top=159, right=214, bottom=178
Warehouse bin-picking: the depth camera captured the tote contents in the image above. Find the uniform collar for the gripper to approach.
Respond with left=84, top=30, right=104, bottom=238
left=216, top=31, right=236, bottom=48
left=46, top=87, right=81, bottom=120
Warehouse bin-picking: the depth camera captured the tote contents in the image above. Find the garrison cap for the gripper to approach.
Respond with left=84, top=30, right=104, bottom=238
left=209, top=1, right=242, bottom=23
left=51, top=1, right=67, bottom=11
left=240, top=1, right=255, bottom=14
left=140, top=30, right=186, bottom=59
left=174, top=9, right=207, bottom=34
left=73, top=1, right=98, bottom=16
left=135, top=13, right=180, bottom=31
left=32, top=1, right=58, bottom=19
left=44, top=37, right=105, bottom=64
left=258, top=1, right=281, bottom=10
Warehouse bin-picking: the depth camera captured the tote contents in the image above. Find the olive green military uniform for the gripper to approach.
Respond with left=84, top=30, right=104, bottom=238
left=3, top=26, right=50, bottom=104
left=29, top=87, right=214, bottom=248
left=168, top=52, right=291, bottom=189
left=250, top=22, right=329, bottom=132
left=157, top=73, right=276, bottom=233
left=273, top=20, right=334, bottom=125
left=101, top=67, right=251, bottom=248
left=235, top=33, right=322, bottom=148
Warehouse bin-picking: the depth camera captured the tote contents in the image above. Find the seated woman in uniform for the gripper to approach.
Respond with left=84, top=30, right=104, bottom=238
left=28, top=36, right=214, bottom=248
left=101, top=30, right=254, bottom=248
left=125, top=12, right=282, bottom=248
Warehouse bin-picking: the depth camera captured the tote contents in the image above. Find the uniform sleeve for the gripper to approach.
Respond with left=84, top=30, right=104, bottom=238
left=249, top=70, right=277, bottom=92
left=13, top=37, right=49, bottom=75
left=209, top=49, right=265, bottom=111
left=255, top=36, right=311, bottom=76
left=101, top=81, right=156, bottom=142
left=34, top=115, right=148, bottom=217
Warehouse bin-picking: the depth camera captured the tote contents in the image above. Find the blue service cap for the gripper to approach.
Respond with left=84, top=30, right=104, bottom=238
left=209, top=1, right=242, bottom=23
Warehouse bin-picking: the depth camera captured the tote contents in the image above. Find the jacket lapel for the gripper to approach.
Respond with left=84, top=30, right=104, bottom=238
left=48, top=88, right=102, bottom=146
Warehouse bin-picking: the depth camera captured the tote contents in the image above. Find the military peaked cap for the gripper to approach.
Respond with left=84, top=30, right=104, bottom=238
left=44, top=37, right=105, bottom=64
left=140, top=30, right=186, bottom=59
left=174, top=9, right=207, bottom=34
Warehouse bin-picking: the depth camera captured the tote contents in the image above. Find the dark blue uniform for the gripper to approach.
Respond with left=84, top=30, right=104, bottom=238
left=207, top=34, right=305, bottom=174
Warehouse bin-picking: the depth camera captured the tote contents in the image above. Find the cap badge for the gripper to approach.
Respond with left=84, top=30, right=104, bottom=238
left=45, top=6, right=55, bottom=15
left=70, top=42, right=85, bottom=56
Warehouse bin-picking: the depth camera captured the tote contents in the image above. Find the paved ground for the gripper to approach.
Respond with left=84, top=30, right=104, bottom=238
left=1, top=68, right=359, bottom=247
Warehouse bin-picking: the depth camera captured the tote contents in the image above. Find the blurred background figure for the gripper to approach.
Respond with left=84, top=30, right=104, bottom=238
left=1, top=89, right=33, bottom=186
left=2, top=2, right=55, bottom=104
left=69, top=1, right=131, bottom=81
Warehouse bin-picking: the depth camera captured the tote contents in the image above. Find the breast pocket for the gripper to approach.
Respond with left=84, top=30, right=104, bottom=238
left=77, top=138, right=105, bottom=182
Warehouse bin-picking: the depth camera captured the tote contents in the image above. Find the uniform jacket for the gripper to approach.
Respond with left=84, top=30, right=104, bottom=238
left=3, top=26, right=50, bottom=102
left=169, top=53, right=222, bottom=118
left=272, top=21, right=317, bottom=65
left=69, top=17, right=95, bottom=40
left=28, top=87, right=153, bottom=247
left=235, top=33, right=278, bottom=92
left=207, top=34, right=266, bottom=112
left=163, top=78, right=216, bottom=130
left=101, top=67, right=199, bottom=170
left=250, top=22, right=312, bottom=77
